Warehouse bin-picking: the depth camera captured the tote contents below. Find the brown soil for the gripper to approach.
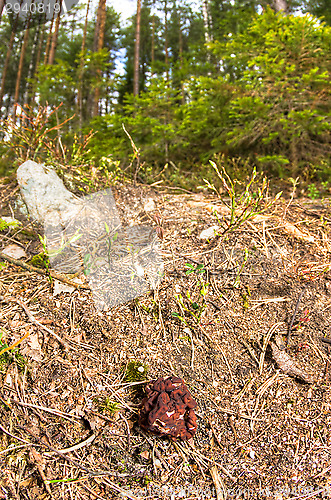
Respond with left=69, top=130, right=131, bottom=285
left=1, top=174, right=331, bottom=500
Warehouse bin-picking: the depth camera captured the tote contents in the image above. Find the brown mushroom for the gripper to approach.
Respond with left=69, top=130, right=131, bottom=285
left=139, top=376, right=198, bottom=440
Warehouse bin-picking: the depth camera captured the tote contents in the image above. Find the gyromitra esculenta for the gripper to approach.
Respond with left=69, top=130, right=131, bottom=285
left=139, top=376, right=197, bottom=440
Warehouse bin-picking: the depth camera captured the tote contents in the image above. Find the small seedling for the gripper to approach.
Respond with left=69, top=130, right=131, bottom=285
left=233, top=248, right=249, bottom=288
left=185, top=263, right=205, bottom=275
left=307, top=183, right=320, bottom=200
left=204, top=160, right=282, bottom=234
left=95, top=396, right=119, bottom=416
left=104, top=222, right=119, bottom=265
left=29, top=252, right=49, bottom=269
left=292, top=308, right=310, bottom=333
left=173, top=279, right=209, bottom=324
left=37, top=235, right=52, bottom=281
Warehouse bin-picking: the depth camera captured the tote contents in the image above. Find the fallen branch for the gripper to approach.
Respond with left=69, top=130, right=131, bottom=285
left=0, top=251, right=88, bottom=290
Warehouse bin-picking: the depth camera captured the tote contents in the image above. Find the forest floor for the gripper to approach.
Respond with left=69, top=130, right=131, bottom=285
left=1, top=172, right=331, bottom=500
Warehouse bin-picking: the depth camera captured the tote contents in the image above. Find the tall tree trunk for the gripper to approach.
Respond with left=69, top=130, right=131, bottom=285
left=29, top=16, right=46, bottom=106
left=273, top=0, right=288, bottom=11
left=133, top=0, right=141, bottom=96
left=0, top=0, right=5, bottom=22
left=0, top=13, right=19, bottom=110
left=13, top=16, right=31, bottom=118
left=202, top=0, right=211, bottom=43
left=78, top=0, right=90, bottom=129
left=35, top=15, right=45, bottom=73
left=24, top=21, right=40, bottom=105
left=44, top=11, right=55, bottom=64
left=151, top=0, right=155, bottom=73
left=164, top=0, right=169, bottom=84
left=48, top=0, right=62, bottom=65
left=92, top=0, right=106, bottom=116
left=178, top=9, right=185, bottom=104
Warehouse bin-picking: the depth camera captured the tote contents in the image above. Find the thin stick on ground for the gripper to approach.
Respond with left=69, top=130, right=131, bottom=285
left=0, top=251, right=88, bottom=290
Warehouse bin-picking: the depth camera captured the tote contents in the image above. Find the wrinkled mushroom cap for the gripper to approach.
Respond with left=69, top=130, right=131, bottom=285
left=139, top=376, right=198, bottom=441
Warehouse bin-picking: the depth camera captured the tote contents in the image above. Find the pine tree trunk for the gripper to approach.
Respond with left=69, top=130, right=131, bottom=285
left=24, top=21, right=40, bottom=105
left=78, top=0, right=90, bottom=129
left=48, top=0, right=62, bottom=65
left=133, top=0, right=141, bottom=96
left=13, top=16, right=31, bottom=118
left=35, top=16, right=46, bottom=73
left=164, top=0, right=169, bottom=84
left=92, top=0, right=106, bottom=116
left=151, top=0, right=155, bottom=74
left=44, top=11, right=55, bottom=64
left=29, top=16, right=46, bottom=106
left=0, top=13, right=19, bottom=109
left=178, top=10, right=185, bottom=104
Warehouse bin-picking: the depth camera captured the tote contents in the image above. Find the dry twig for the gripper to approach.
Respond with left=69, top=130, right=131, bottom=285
left=0, top=251, right=88, bottom=290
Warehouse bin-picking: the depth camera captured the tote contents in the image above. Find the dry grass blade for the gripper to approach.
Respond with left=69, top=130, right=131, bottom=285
left=0, top=329, right=32, bottom=356
left=210, top=465, right=227, bottom=500
left=10, top=399, right=83, bottom=421
left=44, top=434, right=96, bottom=456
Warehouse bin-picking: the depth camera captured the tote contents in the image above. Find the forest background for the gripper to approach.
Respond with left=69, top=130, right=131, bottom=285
left=0, top=0, right=330, bottom=192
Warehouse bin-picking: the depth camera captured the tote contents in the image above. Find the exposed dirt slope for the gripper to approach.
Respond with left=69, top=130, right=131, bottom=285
left=1, top=176, right=331, bottom=499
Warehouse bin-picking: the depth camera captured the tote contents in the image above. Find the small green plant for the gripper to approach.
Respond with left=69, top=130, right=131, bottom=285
left=185, top=263, right=205, bottom=275
left=29, top=252, right=49, bottom=269
left=104, top=222, right=119, bottom=266
left=307, top=183, right=320, bottom=200
left=95, top=396, right=119, bottom=416
left=173, top=279, right=209, bottom=324
left=0, top=218, right=21, bottom=232
left=124, top=360, right=148, bottom=382
left=38, top=235, right=52, bottom=280
left=242, top=293, right=249, bottom=310
left=38, top=230, right=82, bottom=277
left=0, top=331, right=26, bottom=373
left=204, top=160, right=282, bottom=234
left=233, top=248, right=249, bottom=288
